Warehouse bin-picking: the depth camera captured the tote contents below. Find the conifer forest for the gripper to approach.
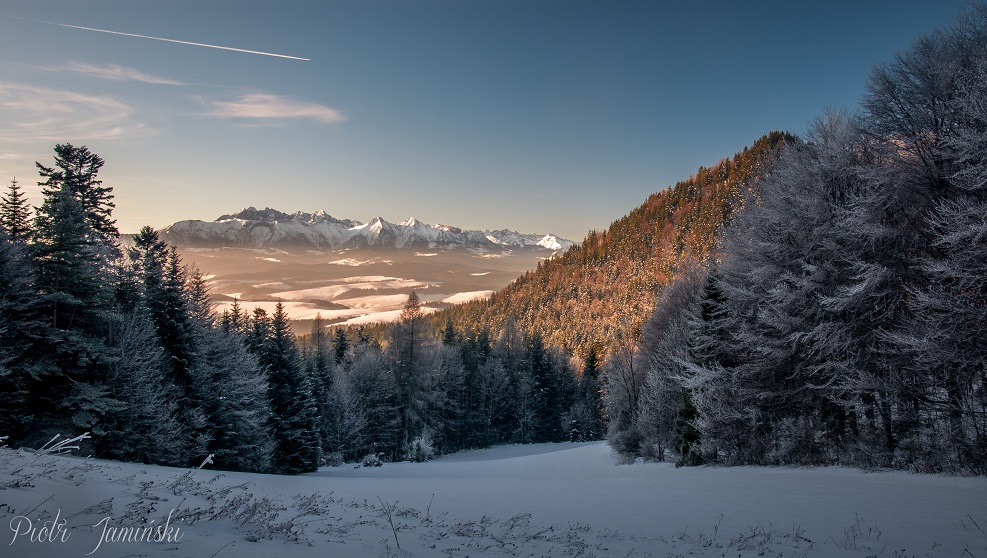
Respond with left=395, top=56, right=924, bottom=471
left=2, top=5, right=986, bottom=476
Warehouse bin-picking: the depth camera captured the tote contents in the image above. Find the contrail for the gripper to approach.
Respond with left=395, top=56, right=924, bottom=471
left=3, top=15, right=310, bottom=61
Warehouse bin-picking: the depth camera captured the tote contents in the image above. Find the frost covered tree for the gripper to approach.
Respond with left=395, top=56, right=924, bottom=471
left=0, top=230, right=43, bottom=440
left=198, top=324, right=273, bottom=472
left=27, top=145, right=119, bottom=442
left=129, top=228, right=198, bottom=402
left=346, top=343, right=400, bottom=460
left=895, top=45, right=987, bottom=470
left=603, top=331, right=644, bottom=455
left=632, top=263, right=706, bottom=461
left=100, top=309, right=189, bottom=465
left=833, top=6, right=987, bottom=468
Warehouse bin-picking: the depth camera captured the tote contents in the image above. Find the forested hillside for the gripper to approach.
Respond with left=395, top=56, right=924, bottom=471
left=606, top=6, right=987, bottom=473
left=437, top=131, right=792, bottom=358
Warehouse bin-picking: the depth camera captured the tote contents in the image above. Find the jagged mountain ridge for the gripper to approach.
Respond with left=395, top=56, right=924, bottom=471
left=161, top=208, right=575, bottom=252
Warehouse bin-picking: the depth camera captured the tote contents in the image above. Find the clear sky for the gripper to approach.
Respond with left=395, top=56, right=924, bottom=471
left=0, top=0, right=970, bottom=241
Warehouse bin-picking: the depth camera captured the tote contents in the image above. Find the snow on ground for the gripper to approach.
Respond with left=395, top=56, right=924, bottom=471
left=2, top=441, right=984, bottom=558
left=338, top=306, right=441, bottom=325
left=251, top=281, right=290, bottom=289
left=328, top=258, right=374, bottom=266
left=333, top=293, right=412, bottom=311
left=212, top=301, right=365, bottom=322
left=271, top=278, right=431, bottom=301
left=441, top=290, right=495, bottom=304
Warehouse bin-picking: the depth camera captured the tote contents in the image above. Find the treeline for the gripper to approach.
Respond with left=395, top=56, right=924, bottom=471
left=606, top=6, right=987, bottom=473
left=291, top=301, right=605, bottom=466
left=0, top=155, right=603, bottom=473
left=437, top=131, right=792, bottom=359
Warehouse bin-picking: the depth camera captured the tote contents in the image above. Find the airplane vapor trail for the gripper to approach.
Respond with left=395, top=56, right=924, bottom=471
left=3, top=15, right=310, bottom=61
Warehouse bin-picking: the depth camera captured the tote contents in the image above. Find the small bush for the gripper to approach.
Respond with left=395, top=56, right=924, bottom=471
left=321, top=452, right=345, bottom=467
left=405, top=430, right=435, bottom=463
left=360, top=452, right=383, bottom=467
left=608, top=427, right=643, bottom=458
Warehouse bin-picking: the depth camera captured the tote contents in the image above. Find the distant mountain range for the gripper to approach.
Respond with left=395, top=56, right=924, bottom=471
left=160, top=207, right=576, bottom=252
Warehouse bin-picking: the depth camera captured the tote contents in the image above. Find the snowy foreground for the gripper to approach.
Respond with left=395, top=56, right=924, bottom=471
left=2, top=442, right=985, bottom=558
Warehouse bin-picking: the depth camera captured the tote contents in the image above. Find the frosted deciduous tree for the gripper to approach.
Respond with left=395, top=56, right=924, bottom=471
left=633, top=263, right=705, bottom=461
left=603, top=331, right=644, bottom=455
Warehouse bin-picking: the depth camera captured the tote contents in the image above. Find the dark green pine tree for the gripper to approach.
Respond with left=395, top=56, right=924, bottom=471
left=306, top=314, right=335, bottom=458
left=246, top=307, right=272, bottom=355
left=220, top=297, right=247, bottom=335
left=29, top=159, right=119, bottom=441
left=262, top=302, right=320, bottom=474
left=36, top=144, right=117, bottom=244
left=332, top=326, right=350, bottom=365
left=441, top=318, right=457, bottom=345
left=0, top=230, right=45, bottom=441
left=578, top=346, right=604, bottom=440
left=527, top=332, right=562, bottom=443
left=129, top=228, right=198, bottom=402
left=0, top=177, right=32, bottom=241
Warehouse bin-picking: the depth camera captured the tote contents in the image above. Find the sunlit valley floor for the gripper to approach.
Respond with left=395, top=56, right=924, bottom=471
left=178, top=246, right=553, bottom=328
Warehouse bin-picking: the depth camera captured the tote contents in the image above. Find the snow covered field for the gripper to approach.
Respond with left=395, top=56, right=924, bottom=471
left=2, top=441, right=985, bottom=557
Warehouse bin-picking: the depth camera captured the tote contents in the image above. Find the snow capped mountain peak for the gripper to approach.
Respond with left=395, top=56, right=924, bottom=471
left=161, top=208, right=576, bottom=252
left=217, top=206, right=292, bottom=222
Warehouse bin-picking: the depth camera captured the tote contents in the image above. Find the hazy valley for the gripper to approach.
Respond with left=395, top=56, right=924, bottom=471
left=180, top=245, right=558, bottom=327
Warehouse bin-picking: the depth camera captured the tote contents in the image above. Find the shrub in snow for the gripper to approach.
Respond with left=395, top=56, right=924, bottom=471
left=360, top=452, right=383, bottom=467
left=608, top=427, right=643, bottom=459
left=405, top=430, right=435, bottom=463
left=322, top=451, right=345, bottom=467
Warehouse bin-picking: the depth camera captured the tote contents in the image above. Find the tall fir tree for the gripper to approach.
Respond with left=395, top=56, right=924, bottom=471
left=388, top=291, right=432, bottom=449
left=262, top=302, right=320, bottom=474
left=0, top=231, right=43, bottom=440
left=0, top=177, right=32, bottom=242
left=28, top=145, right=119, bottom=442
left=36, top=144, right=117, bottom=245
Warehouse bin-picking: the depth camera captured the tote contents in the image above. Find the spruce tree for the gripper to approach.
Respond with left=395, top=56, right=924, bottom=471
left=0, top=231, right=43, bottom=441
left=307, top=314, right=335, bottom=458
left=36, top=144, right=117, bottom=244
left=332, top=326, right=350, bottom=365
left=388, top=292, right=430, bottom=448
left=0, top=177, right=31, bottom=241
left=262, top=302, right=320, bottom=474
left=28, top=146, right=119, bottom=441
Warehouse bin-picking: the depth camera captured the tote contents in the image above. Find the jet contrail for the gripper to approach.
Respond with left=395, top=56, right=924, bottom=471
left=3, top=15, right=310, bottom=61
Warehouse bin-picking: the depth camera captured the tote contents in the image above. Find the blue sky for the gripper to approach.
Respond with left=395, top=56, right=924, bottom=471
left=0, top=1, right=968, bottom=241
